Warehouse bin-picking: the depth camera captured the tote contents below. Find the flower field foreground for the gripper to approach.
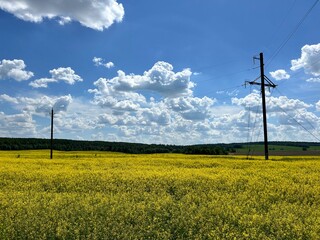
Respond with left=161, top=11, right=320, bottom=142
left=0, top=151, right=320, bottom=239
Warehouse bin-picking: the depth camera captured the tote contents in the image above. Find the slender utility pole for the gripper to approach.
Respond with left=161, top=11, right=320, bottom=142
left=50, top=108, right=54, bottom=159
left=259, top=53, right=269, bottom=160
left=246, top=52, right=277, bottom=160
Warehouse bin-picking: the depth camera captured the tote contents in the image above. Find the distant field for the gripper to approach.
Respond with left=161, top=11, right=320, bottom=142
left=1, top=151, right=320, bottom=239
left=232, top=144, right=320, bottom=156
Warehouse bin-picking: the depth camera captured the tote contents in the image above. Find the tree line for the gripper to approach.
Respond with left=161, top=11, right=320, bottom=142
left=1, top=138, right=318, bottom=155
left=0, top=138, right=228, bottom=155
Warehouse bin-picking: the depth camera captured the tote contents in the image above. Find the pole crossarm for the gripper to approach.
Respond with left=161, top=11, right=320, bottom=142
left=264, top=76, right=277, bottom=88
left=246, top=76, right=277, bottom=88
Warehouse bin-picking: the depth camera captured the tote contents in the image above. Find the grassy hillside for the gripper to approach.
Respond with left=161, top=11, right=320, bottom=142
left=231, top=142, right=320, bottom=156
left=1, top=150, right=320, bottom=239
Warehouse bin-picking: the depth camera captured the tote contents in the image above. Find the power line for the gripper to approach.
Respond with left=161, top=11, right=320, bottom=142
left=201, top=85, right=243, bottom=99
left=194, top=67, right=255, bottom=84
left=266, top=0, right=320, bottom=68
left=276, top=104, right=320, bottom=142
left=193, top=59, right=242, bottom=73
left=247, top=105, right=261, bottom=158
left=265, top=0, right=297, bottom=52
left=261, top=50, right=320, bottom=97
left=274, top=88, right=318, bottom=132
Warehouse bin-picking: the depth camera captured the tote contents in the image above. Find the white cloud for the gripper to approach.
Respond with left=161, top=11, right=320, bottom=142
left=306, top=77, right=320, bottom=83
left=0, top=94, right=19, bottom=104
left=0, top=111, right=37, bottom=137
left=87, top=61, right=226, bottom=142
left=33, top=95, right=73, bottom=115
left=29, top=78, right=57, bottom=88
left=29, top=67, right=82, bottom=88
left=105, top=62, right=115, bottom=69
left=230, top=93, right=320, bottom=142
left=0, top=94, right=99, bottom=139
left=316, top=101, right=320, bottom=111
left=88, top=61, right=203, bottom=127
left=58, top=16, right=71, bottom=25
left=93, top=57, right=114, bottom=69
left=50, top=67, right=82, bottom=84
left=232, top=93, right=312, bottom=113
left=0, top=94, right=72, bottom=115
left=93, top=57, right=103, bottom=66
left=0, top=59, right=34, bottom=81
left=0, top=0, right=124, bottom=31
left=91, top=61, right=195, bottom=98
left=291, top=43, right=320, bottom=77
left=270, top=69, right=290, bottom=81
left=166, top=96, right=215, bottom=120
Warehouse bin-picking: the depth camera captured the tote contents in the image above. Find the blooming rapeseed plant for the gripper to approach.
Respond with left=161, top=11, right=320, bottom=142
left=0, top=150, right=319, bottom=239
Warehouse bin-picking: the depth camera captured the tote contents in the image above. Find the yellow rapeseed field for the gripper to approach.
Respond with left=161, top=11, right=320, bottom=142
left=0, top=150, right=319, bottom=239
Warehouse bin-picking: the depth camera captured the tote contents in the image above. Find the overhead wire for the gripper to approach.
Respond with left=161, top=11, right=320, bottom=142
left=202, top=85, right=244, bottom=101
left=276, top=55, right=320, bottom=88
left=274, top=88, right=318, bottom=133
left=247, top=104, right=261, bottom=158
left=194, top=67, right=255, bottom=84
left=275, top=104, right=320, bottom=142
left=266, top=0, right=320, bottom=68
left=245, top=78, right=278, bottom=157
left=192, top=58, right=243, bottom=73
left=190, top=61, right=259, bottom=102
left=250, top=88, right=276, bottom=157
left=265, top=0, right=297, bottom=52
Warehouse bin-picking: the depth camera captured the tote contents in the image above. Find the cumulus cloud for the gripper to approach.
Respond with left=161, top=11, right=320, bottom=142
left=270, top=69, right=290, bottom=81
left=106, top=62, right=115, bottom=69
left=0, top=111, right=37, bottom=137
left=0, top=94, right=72, bottom=115
left=93, top=57, right=114, bottom=68
left=90, top=61, right=195, bottom=99
left=89, top=77, right=147, bottom=111
left=0, top=94, right=72, bottom=138
left=166, top=96, right=215, bottom=120
left=0, top=59, right=34, bottom=81
left=0, top=0, right=124, bottom=31
left=50, top=67, right=82, bottom=84
left=0, top=94, right=99, bottom=139
left=33, top=95, right=73, bottom=114
left=232, top=92, right=312, bottom=113
left=88, top=61, right=200, bottom=123
left=29, top=67, right=82, bottom=88
left=0, top=94, right=19, bottom=104
left=291, top=43, right=320, bottom=77
left=87, top=61, right=224, bottom=141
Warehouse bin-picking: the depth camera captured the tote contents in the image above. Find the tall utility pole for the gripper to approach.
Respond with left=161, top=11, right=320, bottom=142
left=246, top=52, right=276, bottom=160
left=50, top=108, right=54, bottom=159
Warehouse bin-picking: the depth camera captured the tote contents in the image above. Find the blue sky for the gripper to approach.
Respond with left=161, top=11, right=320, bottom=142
left=0, top=0, right=320, bottom=144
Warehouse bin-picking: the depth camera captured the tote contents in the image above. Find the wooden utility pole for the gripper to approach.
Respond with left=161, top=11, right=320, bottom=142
left=50, top=108, right=54, bottom=159
left=246, top=52, right=276, bottom=160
